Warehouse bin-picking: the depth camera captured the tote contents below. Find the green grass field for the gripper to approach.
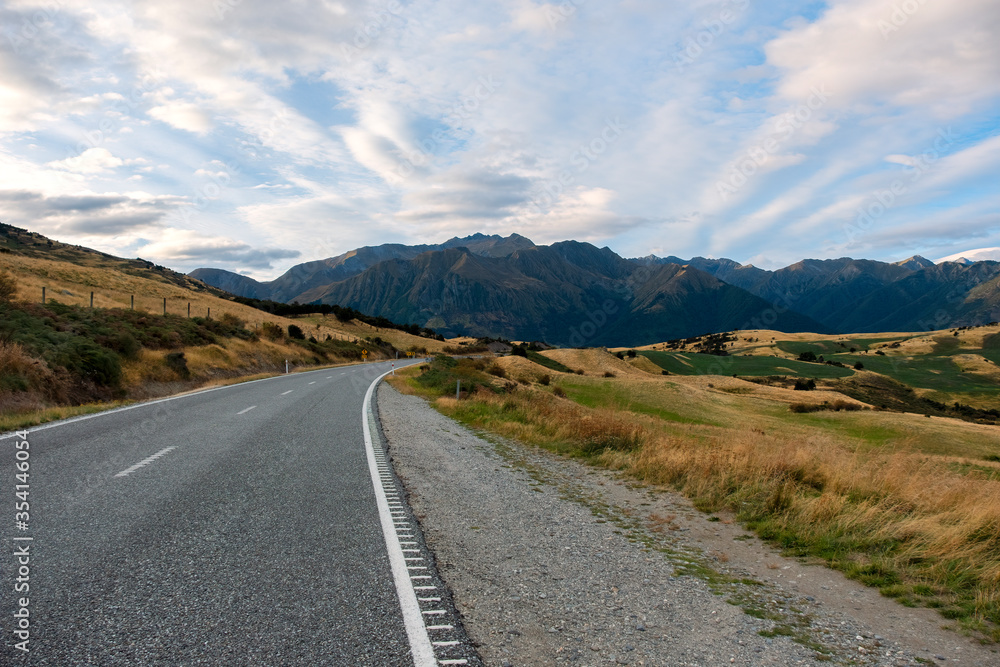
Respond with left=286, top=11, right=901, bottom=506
left=639, top=350, right=854, bottom=379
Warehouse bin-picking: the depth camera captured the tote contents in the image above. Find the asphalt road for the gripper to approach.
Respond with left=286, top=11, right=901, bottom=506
left=0, top=360, right=471, bottom=666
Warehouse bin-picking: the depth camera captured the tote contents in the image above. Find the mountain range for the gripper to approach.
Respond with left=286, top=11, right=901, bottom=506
left=190, top=234, right=1000, bottom=346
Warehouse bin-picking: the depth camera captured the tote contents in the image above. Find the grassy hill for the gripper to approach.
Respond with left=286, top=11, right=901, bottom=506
left=620, top=326, right=1000, bottom=419
left=0, top=224, right=447, bottom=429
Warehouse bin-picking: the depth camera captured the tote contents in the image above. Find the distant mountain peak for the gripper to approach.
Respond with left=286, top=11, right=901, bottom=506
left=894, top=255, right=935, bottom=270
left=936, top=247, right=1000, bottom=264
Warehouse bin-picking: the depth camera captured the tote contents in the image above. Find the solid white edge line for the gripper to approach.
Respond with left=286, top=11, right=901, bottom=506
left=362, top=369, right=438, bottom=667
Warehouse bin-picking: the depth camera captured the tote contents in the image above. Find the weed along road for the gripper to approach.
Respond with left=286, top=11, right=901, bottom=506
left=0, top=360, right=476, bottom=666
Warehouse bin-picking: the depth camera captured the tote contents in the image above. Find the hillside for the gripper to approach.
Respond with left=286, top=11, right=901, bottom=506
left=0, top=226, right=447, bottom=428
left=190, top=233, right=537, bottom=302
left=646, top=253, right=1000, bottom=333
left=194, top=235, right=1000, bottom=344
left=304, top=244, right=824, bottom=345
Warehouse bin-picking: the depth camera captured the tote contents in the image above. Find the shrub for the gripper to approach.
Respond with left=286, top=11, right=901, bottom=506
left=603, top=371, right=616, bottom=378
left=574, top=369, right=584, bottom=375
left=219, top=312, right=245, bottom=329
left=553, top=386, right=567, bottom=397
left=511, top=346, right=527, bottom=357
left=798, top=351, right=817, bottom=362
left=626, top=349, right=637, bottom=358
left=793, top=378, right=816, bottom=391
left=165, top=351, right=191, bottom=379
left=261, top=322, right=284, bottom=341
left=539, top=374, right=551, bottom=386
left=487, top=363, right=507, bottom=378
left=287, top=324, right=305, bottom=340
left=854, top=361, right=864, bottom=370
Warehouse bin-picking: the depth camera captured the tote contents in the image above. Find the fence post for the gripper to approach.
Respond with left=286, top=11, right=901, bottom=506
left=187, top=302, right=191, bottom=317
left=130, top=295, right=134, bottom=310
left=207, top=307, right=210, bottom=319
left=456, top=379, right=460, bottom=400
left=90, top=292, right=94, bottom=308
left=41, top=286, right=45, bottom=304
left=163, top=297, right=166, bottom=316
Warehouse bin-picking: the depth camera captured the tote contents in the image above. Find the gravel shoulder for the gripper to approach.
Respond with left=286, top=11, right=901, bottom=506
left=377, top=384, right=999, bottom=667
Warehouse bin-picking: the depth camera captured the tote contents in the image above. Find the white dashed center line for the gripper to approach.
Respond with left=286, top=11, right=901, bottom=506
left=309, top=381, right=316, bottom=385
left=114, top=447, right=176, bottom=478
left=237, top=406, right=256, bottom=415
left=281, top=390, right=293, bottom=395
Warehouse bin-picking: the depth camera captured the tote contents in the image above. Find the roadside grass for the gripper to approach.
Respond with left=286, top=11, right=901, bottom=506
left=392, top=356, right=1000, bottom=642
left=0, top=401, right=133, bottom=432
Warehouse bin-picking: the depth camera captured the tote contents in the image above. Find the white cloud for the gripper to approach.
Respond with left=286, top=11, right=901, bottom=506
left=765, top=0, right=1000, bottom=117
left=136, top=228, right=300, bottom=270
left=46, top=147, right=124, bottom=174
left=148, top=101, right=214, bottom=134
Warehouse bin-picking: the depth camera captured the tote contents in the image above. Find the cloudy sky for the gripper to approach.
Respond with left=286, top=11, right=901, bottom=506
left=1, top=0, right=998, bottom=279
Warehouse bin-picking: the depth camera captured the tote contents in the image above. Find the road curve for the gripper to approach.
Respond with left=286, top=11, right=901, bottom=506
left=0, top=360, right=476, bottom=666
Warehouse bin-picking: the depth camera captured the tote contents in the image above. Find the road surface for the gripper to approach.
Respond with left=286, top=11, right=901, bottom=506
left=0, top=360, right=475, bottom=666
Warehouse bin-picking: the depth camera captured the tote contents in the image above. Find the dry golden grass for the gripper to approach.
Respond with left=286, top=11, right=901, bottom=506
left=409, top=361, right=1000, bottom=639
left=625, top=354, right=666, bottom=375
left=491, top=355, right=554, bottom=383
left=294, top=314, right=449, bottom=354
left=1, top=252, right=442, bottom=354
left=538, top=348, right=650, bottom=377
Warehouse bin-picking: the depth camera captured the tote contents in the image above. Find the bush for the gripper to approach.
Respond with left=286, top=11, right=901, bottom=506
left=626, top=349, right=637, bottom=358
left=793, top=378, right=816, bottom=391
left=854, top=361, right=864, bottom=370
left=261, top=322, right=284, bottom=341
left=553, top=386, right=567, bottom=397
left=487, top=363, right=507, bottom=378
left=165, top=351, right=191, bottom=379
left=603, top=371, right=616, bottom=378
left=287, top=324, right=305, bottom=340
left=219, top=312, right=245, bottom=329
left=539, top=374, right=551, bottom=386
left=797, top=351, right=818, bottom=362
left=511, top=346, right=527, bottom=357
